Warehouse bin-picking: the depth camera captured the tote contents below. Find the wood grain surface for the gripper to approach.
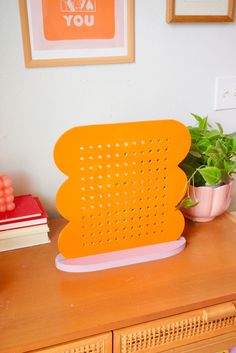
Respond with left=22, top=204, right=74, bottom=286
left=166, top=0, right=235, bottom=23
left=1, top=213, right=236, bottom=352
left=18, top=0, right=134, bottom=68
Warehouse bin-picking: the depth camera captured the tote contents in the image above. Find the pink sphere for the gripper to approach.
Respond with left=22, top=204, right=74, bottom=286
left=6, top=203, right=15, bottom=211
left=0, top=204, right=6, bottom=212
left=5, top=195, right=14, bottom=203
left=2, top=176, right=12, bottom=187
left=0, top=175, right=15, bottom=212
left=4, top=187, right=13, bottom=195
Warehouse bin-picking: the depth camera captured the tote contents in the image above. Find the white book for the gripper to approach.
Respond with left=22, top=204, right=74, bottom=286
left=0, top=231, right=50, bottom=252
left=0, top=217, right=47, bottom=231
left=0, top=224, right=49, bottom=239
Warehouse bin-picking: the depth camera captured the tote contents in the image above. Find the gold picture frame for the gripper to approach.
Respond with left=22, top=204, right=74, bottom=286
left=166, top=0, right=235, bottom=23
left=19, top=0, right=134, bottom=68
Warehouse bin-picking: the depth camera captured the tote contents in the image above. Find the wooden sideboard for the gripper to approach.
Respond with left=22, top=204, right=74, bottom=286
left=1, top=214, right=236, bottom=353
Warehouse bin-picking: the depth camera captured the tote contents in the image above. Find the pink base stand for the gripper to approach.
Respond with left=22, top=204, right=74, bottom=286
left=55, top=237, right=186, bottom=272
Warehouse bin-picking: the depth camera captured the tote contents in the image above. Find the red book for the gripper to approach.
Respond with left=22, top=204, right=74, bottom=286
left=0, top=194, right=43, bottom=224
left=0, top=196, right=48, bottom=231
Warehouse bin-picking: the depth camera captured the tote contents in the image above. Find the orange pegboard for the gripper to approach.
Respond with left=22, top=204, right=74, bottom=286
left=54, top=120, right=191, bottom=258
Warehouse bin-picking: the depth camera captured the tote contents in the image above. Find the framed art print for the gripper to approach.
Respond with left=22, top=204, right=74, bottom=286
left=19, top=0, right=134, bottom=67
left=166, top=0, right=235, bottom=23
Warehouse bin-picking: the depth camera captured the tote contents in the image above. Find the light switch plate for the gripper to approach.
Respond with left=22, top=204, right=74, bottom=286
left=214, top=76, right=236, bottom=111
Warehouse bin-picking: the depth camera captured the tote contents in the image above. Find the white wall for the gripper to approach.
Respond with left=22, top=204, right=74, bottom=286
left=1, top=1, right=236, bottom=216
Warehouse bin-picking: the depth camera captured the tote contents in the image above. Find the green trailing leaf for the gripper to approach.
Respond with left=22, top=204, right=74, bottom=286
left=189, top=150, right=202, bottom=158
left=191, top=171, right=206, bottom=186
left=207, top=152, right=220, bottom=162
left=207, top=152, right=225, bottom=169
left=188, top=127, right=201, bottom=142
left=216, top=122, right=223, bottom=135
left=207, top=157, right=215, bottom=167
left=198, top=166, right=221, bottom=185
left=180, top=154, right=205, bottom=187
left=230, top=136, right=236, bottom=153
left=223, top=160, right=236, bottom=175
left=179, top=113, right=236, bottom=207
left=215, top=140, right=227, bottom=156
left=200, top=118, right=208, bottom=133
left=205, top=130, right=220, bottom=139
left=197, top=139, right=211, bottom=152
left=206, top=145, right=218, bottom=154
left=177, top=197, right=199, bottom=210
left=191, top=113, right=203, bottom=124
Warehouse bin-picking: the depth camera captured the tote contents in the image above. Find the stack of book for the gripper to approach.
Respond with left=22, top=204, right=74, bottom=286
left=0, top=194, right=49, bottom=252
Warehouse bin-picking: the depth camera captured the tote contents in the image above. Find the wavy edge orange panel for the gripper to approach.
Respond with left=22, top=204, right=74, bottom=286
left=54, top=120, right=191, bottom=258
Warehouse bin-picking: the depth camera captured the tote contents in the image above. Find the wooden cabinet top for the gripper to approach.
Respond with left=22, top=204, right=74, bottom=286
left=1, top=214, right=236, bottom=353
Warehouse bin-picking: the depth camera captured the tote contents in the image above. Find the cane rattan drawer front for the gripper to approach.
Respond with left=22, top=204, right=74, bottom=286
left=113, top=302, right=236, bottom=353
left=158, top=331, right=236, bottom=353
left=33, top=333, right=112, bottom=353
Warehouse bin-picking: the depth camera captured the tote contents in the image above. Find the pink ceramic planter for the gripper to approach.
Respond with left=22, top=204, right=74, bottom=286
left=182, top=179, right=234, bottom=222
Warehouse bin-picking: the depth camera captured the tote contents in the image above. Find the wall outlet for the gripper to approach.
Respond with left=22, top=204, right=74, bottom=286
left=214, top=76, right=236, bottom=111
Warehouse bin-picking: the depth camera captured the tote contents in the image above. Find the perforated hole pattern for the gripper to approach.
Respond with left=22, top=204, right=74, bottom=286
left=55, top=120, right=190, bottom=257
left=78, top=139, right=169, bottom=248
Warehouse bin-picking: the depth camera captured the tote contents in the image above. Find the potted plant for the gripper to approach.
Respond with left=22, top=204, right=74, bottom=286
left=179, top=113, right=236, bottom=222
